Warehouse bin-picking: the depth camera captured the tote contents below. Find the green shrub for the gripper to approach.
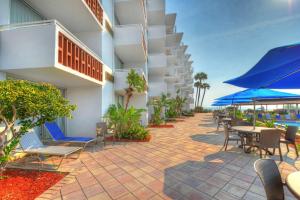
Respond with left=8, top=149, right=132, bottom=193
left=105, top=104, right=149, bottom=140
left=0, top=80, right=75, bottom=173
left=264, top=120, right=275, bottom=128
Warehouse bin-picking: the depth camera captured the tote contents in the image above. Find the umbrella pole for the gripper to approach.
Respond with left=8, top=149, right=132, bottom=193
left=253, top=100, right=256, bottom=129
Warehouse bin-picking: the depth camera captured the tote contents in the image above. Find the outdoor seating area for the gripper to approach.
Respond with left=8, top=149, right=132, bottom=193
left=2, top=113, right=296, bottom=200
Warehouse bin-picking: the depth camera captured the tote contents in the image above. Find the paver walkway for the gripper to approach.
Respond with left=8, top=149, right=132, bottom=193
left=37, top=113, right=300, bottom=200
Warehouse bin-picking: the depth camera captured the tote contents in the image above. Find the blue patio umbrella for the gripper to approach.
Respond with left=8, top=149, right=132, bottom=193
left=217, top=88, right=300, bottom=101
left=224, top=43, right=300, bottom=89
left=211, top=99, right=252, bottom=106
left=216, top=88, right=300, bottom=128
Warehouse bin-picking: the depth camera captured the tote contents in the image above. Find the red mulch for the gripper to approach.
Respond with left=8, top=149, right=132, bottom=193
left=105, top=135, right=151, bottom=142
left=0, top=169, right=66, bottom=200
left=149, top=124, right=174, bottom=128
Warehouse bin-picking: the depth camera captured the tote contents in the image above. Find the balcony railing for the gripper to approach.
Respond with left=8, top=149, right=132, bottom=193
left=58, top=32, right=103, bottom=81
left=84, top=0, right=103, bottom=25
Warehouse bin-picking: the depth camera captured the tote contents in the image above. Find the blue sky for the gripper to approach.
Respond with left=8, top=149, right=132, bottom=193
left=166, top=0, right=300, bottom=107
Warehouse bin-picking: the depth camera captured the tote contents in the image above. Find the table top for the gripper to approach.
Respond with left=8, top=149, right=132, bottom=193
left=286, top=171, right=300, bottom=199
left=231, top=126, right=275, bottom=133
left=222, top=118, right=232, bottom=121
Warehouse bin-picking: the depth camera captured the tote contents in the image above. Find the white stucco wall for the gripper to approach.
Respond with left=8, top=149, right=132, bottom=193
left=102, top=81, right=114, bottom=117
left=102, top=0, right=113, bottom=23
left=0, top=0, right=10, bottom=25
left=102, top=31, right=114, bottom=70
left=66, top=86, right=102, bottom=138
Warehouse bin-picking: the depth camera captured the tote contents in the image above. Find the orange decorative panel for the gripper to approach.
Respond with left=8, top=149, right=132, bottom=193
left=85, top=0, right=103, bottom=25
left=58, top=32, right=103, bottom=82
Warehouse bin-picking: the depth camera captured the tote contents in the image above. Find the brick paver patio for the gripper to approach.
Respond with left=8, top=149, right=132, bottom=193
left=37, top=113, right=300, bottom=200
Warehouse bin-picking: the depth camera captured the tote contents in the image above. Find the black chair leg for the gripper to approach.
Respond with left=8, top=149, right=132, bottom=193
left=259, top=148, right=262, bottom=158
left=279, top=147, right=283, bottom=161
left=225, top=139, right=229, bottom=151
left=223, top=138, right=227, bottom=147
left=293, top=143, right=299, bottom=157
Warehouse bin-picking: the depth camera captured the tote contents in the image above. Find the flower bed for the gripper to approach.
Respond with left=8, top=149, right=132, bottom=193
left=149, top=124, right=174, bottom=128
left=0, top=169, right=66, bottom=200
left=105, top=134, right=151, bottom=142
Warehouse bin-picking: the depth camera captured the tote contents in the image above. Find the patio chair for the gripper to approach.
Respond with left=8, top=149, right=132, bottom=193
left=45, top=122, right=97, bottom=149
left=254, top=129, right=283, bottom=161
left=223, top=124, right=243, bottom=151
left=265, top=113, right=272, bottom=121
left=280, top=126, right=299, bottom=157
left=275, top=114, right=282, bottom=121
left=96, top=122, right=107, bottom=146
left=258, top=113, right=263, bottom=120
left=19, top=129, right=82, bottom=170
left=216, top=116, right=223, bottom=130
left=254, top=159, right=284, bottom=200
left=296, top=114, right=300, bottom=121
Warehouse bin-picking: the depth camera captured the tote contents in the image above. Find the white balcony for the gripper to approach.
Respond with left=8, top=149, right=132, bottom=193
left=148, top=25, right=166, bottom=53
left=148, top=82, right=167, bottom=97
left=166, top=32, right=183, bottom=47
left=114, top=24, right=147, bottom=64
left=165, top=13, right=176, bottom=34
left=148, top=53, right=167, bottom=74
left=24, top=0, right=104, bottom=32
left=114, top=68, right=147, bottom=95
left=115, top=0, right=146, bottom=26
left=164, top=68, right=179, bottom=83
left=147, top=0, right=165, bottom=25
left=0, top=20, right=105, bottom=87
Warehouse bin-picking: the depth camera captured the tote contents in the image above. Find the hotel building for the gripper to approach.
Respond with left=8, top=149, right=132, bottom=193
left=0, top=0, right=194, bottom=137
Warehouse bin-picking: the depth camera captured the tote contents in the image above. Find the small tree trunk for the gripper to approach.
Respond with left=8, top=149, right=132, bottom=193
left=194, top=87, right=199, bottom=107
left=200, top=88, right=206, bottom=108
left=197, top=87, right=201, bottom=107
left=124, top=87, right=134, bottom=112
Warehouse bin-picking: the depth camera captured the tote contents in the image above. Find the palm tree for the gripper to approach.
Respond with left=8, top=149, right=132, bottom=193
left=200, top=83, right=210, bottom=108
left=194, top=72, right=207, bottom=107
left=194, top=81, right=201, bottom=107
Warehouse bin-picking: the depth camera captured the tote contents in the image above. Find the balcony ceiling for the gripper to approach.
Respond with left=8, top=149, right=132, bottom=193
left=115, top=0, right=145, bottom=26
left=25, top=0, right=102, bottom=32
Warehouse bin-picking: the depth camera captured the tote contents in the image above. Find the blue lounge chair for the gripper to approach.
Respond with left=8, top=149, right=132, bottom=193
left=275, top=114, right=282, bottom=121
left=18, top=129, right=82, bottom=170
left=45, top=122, right=96, bottom=149
left=297, top=114, right=300, bottom=120
left=265, top=113, right=271, bottom=120
left=258, top=113, right=263, bottom=120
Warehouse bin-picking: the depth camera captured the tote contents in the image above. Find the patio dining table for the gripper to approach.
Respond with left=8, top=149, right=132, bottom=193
left=286, top=171, right=300, bottom=199
left=231, top=126, right=276, bottom=153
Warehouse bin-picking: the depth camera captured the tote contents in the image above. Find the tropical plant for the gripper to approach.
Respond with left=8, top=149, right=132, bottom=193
left=175, top=89, right=187, bottom=116
left=0, top=80, right=75, bottom=174
left=200, top=83, right=210, bottom=108
left=165, top=98, right=177, bottom=119
left=148, top=97, right=164, bottom=125
left=264, top=120, right=275, bottom=128
left=194, top=72, right=207, bottom=107
left=105, top=104, right=149, bottom=140
left=125, top=69, right=147, bottom=111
